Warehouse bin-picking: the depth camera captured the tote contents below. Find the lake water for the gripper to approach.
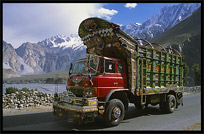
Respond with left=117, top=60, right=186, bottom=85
left=2, top=83, right=67, bottom=94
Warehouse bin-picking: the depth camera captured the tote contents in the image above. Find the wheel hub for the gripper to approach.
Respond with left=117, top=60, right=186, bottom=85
left=170, top=99, right=175, bottom=109
left=112, top=107, right=121, bottom=119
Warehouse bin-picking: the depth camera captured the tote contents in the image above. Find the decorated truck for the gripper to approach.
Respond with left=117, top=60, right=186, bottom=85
left=53, top=17, right=184, bottom=126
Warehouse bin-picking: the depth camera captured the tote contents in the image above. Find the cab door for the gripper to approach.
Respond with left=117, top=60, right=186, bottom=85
left=97, top=59, right=119, bottom=99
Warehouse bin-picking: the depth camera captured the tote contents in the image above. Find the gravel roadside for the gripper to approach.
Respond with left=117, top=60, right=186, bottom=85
left=3, top=105, right=53, bottom=116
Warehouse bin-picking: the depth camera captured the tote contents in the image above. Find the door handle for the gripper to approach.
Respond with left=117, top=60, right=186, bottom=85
left=114, top=82, right=118, bottom=85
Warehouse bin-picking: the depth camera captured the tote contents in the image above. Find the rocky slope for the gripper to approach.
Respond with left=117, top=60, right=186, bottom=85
left=121, top=3, right=201, bottom=41
left=3, top=69, right=21, bottom=78
left=3, top=41, right=34, bottom=76
left=15, top=34, right=86, bottom=73
left=153, top=7, right=201, bottom=86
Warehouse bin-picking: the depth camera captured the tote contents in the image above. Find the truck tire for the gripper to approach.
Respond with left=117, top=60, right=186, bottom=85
left=104, top=99, right=125, bottom=127
left=164, top=95, right=176, bottom=113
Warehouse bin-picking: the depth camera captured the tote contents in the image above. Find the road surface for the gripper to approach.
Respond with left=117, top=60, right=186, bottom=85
left=3, top=94, right=201, bottom=131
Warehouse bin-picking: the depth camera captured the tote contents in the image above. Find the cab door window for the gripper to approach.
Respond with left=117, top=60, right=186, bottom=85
left=105, top=60, right=115, bottom=73
left=117, top=61, right=123, bottom=74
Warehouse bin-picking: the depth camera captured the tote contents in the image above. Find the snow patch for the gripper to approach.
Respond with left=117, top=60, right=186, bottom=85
left=135, top=23, right=142, bottom=26
left=41, top=34, right=84, bottom=50
left=179, top=16, right=182, bottom=21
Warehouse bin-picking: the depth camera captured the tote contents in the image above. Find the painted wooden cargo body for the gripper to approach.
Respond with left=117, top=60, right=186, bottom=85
left=53, top=17, right=184, bottom=127
left=78, top=17, right=184, bottom=96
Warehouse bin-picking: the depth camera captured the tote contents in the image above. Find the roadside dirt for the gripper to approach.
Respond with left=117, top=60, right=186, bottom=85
left=183, top=123, right=201, bottom=130
left=3, top=105, right=53, bottom=115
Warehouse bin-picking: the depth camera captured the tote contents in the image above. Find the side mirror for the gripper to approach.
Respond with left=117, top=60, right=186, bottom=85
left=69, top=63, right=73, bottom=75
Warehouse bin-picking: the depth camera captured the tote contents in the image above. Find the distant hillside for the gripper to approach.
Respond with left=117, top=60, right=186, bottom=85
left=153, top=7, right=201, bottom=47
left=3, top=69, right=21, bottom=79
left=3, top=71, right=69, bottom=84
left=153, top=7, right=201, bottom=86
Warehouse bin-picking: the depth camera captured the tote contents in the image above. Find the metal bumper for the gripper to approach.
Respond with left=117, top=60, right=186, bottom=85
left=53, top=101, right=98, bottom=124
left=53, top=101, right=98, bottom=112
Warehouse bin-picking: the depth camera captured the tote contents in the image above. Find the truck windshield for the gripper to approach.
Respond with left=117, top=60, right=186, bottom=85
left=71, top=60, right=88, bottom=75
left=71, top=55, right=99, bottom=75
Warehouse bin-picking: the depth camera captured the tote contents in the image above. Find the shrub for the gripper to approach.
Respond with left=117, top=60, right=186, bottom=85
left=21, top=87, right=29, bottom=92
left=46, top=78, right=55, bottom=84
left=30, top=88, right=38, bottom=92
left=6, top=87, right=19, bottom=94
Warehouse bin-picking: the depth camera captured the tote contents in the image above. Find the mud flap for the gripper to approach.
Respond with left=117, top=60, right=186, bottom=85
left=176, top=92, right=183, bottom=107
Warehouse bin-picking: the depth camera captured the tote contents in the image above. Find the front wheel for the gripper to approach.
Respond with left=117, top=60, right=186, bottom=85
left=104, top=99, right=125, bottom=127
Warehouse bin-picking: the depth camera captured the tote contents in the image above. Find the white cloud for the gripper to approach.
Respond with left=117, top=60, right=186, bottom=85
left=3, top=25, right=40, bottom=48
left=125, top=3, right=137, bottom=9
left=3, top=3, right=118, bottom=48
left=98, top=8, right=118, bottom=15
left=93, top=8, right=118, bottom=20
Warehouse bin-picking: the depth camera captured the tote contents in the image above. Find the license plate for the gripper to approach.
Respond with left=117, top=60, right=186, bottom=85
left=89, top=101, right=96, bottom=106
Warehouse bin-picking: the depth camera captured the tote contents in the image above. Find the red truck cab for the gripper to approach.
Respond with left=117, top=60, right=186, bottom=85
left=67, top=55, right=127, bottom=102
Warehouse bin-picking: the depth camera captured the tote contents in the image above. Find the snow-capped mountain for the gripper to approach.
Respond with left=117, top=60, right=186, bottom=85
left=37, top=34, right=85, bottom=51
left=15, top=34, right=86, bottom=74
left=121, top=3, right=201, bottom=41
left=3, top=34, right=86, bottom=76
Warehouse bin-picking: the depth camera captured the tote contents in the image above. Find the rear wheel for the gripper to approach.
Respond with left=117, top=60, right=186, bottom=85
left=160, top=95, right=176, bottom=113
left=104, top=99, right=125, bottom=127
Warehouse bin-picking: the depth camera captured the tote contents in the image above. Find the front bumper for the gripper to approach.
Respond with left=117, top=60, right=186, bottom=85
left=53, top=100, right=98, bottom=124
left=53, top=101, right=98, bottom=113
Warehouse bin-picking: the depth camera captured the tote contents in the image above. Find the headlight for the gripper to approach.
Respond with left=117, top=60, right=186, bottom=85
left=83, top=90, right=92, bottom=97
left=83, top=87, right=97, bottom=97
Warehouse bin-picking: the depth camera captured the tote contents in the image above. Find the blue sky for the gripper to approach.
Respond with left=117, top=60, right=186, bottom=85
left=3, top=3, right=180, bottom=48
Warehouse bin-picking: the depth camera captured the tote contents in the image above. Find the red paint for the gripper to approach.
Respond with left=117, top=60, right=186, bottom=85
left=67, top=56, right=127, bottom=101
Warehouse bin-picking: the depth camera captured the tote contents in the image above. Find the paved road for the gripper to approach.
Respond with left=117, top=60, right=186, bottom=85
left=3, top=94, right=201, bottom=131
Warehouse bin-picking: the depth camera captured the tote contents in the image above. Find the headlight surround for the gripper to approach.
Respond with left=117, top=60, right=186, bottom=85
left=83, top=87, right=97, bottom=97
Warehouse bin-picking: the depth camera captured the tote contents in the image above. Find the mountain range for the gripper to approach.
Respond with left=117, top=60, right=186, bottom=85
left=3, top=35, right=86, bottom=77
left=3, top=3, right=201, bottom=84
left=121, top=3, right=200, bottom=41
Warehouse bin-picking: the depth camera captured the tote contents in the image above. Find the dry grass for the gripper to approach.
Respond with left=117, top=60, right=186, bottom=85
left=183, top=123, right=201, bottom=130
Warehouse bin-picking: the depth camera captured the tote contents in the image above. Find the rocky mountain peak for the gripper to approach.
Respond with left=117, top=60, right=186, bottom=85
left=121, top=3, right=201, bottom=41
